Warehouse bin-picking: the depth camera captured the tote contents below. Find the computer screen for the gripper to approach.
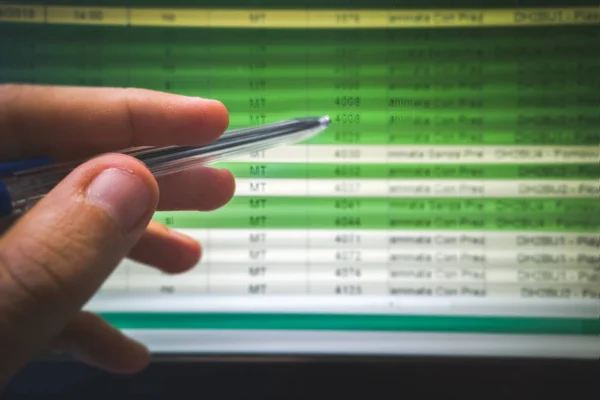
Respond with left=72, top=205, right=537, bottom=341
left=1, top=0, right=599, bottom=360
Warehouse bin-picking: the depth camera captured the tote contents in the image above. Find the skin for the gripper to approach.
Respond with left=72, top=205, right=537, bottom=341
left=0, top=84, right=236, bottom=386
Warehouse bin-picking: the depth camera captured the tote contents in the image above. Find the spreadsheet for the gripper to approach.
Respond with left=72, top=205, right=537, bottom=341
left=1, top=0, right=599, bottom=357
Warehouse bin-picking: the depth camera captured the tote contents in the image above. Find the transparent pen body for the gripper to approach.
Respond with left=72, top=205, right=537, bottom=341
left=2, top=117, right=328, bottom=218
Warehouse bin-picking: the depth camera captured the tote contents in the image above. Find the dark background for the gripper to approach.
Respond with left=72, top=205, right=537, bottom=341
left=3, top=356, right=599, bottom=398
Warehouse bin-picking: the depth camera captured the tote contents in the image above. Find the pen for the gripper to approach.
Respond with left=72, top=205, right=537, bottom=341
left=0, top=115, right=330, bottom=221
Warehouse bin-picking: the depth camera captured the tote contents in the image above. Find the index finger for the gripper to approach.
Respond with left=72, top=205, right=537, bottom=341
left=0, top=84, right=229, bottom=162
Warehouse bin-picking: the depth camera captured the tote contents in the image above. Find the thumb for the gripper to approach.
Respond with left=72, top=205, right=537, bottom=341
left=0, top=153, right=158, bottom=384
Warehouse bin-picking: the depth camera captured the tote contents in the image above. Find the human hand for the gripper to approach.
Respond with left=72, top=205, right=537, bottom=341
left=0, top=84, right=235, bottom=386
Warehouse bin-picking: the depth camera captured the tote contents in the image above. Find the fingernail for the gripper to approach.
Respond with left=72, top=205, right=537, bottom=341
left=86, top=168, right=153, bottom=233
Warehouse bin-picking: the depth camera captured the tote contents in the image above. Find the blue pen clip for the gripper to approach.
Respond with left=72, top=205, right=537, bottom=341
left=0, top=156, right=54, bottom=177
left=0, top=156, right=54, bottom=219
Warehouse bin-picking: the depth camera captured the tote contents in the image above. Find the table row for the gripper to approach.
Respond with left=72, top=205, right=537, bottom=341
left=119, top=249, right=600, bottom=267
left=193, top=179, right=600, bottom=198
left=111, top=260, right=600, bottom=280
left=99, top=275, right=600, bottom=299
left=2, top=5, right=598, bottom=28
left=214, top=162, right=600, bottom=179
left=230, top=145, right=600, bottom=164
left=154, top=211, right=600, bottom=231
left=154, top=229, right=600, bottom=249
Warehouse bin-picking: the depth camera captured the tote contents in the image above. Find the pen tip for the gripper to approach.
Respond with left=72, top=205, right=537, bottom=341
left=319, top=115, right=331, bottom=127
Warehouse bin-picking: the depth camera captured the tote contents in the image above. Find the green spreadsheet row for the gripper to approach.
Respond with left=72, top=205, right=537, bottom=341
left=1, top=0, right=599, bottom=358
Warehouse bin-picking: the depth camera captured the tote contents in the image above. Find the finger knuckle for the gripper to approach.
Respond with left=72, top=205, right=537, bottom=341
left=121, top=88, right=143, bottom=147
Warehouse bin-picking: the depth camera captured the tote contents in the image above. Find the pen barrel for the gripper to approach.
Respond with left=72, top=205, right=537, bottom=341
left=0, top=116, right=330, bottom=220
left=146, top=118, right=326, bottom=177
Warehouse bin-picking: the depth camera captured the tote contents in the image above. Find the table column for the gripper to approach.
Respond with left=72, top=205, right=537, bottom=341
left=385, top=27, right=489, bottom=298
left=128, top=26, right=211, bottom=97
left=306, top=28, right=389, bottom=296
left=206, top=27, right=310, bottom=295
left=207, top=229, right=308, bottom=295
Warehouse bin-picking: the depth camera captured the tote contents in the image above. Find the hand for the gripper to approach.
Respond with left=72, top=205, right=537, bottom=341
left=0, top=84, right=235, bottom=385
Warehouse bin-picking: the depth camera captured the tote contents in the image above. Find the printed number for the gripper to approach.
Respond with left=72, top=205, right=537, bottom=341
left=335, top=234, right=361, bottom=244
left=335, top=13, right=360, bottom=23
left=335, top=268, right=362, bottom=278
left=334, top=182, right=360, bottom=193
left=334, top=96, right=361, bottom=107
left=334, top=199, right=361, bottom=209
left=334, top=80, right=360, bottom=90
left=73, top=9, right=103, bottom=20
left=335, top=216, right=361, bottom=227
left=334, top=149, right=361, bottom=158
left=249, top=13, right=266, bottom=23
left=335, top=113, right=360, bottom=124
left=334, top=131, right=360, bottom=143
left=335, top=285, right=363, bottom=295
left=336, top=250, right=362, bottom=262
left=334, top=166, right=361, bottom=177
